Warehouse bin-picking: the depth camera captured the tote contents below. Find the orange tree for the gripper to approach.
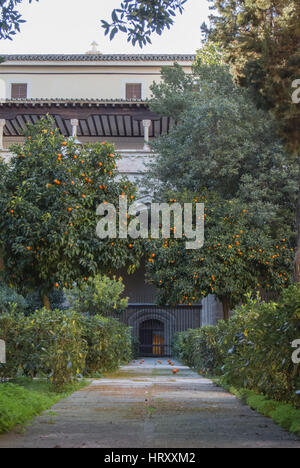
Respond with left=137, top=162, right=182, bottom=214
left=145, top=194, right=294, bottom=319
left=0, top=116, right=142, bottom=308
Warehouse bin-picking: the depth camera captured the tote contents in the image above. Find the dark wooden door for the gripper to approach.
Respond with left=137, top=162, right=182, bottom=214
left=139, top=319, right=165, bottom=356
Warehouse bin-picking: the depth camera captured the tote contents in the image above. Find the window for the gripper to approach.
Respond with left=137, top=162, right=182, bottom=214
left=11, top=83, right=28, bottom=99
left=126, top=83, right=142, bottom=100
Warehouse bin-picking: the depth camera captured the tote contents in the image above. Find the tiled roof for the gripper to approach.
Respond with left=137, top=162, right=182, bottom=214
left=1, top=54, right=195, bottom=62
left=1, top=98, right=147, bottom=104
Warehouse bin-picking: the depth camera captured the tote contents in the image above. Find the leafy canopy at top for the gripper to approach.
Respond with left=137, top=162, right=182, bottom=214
left=203, top=0, right=300, bottom=153
left=0, top=0, right=38, bottom=40
left=101, top=0, right=187, bottom=48
left=0, top=0, right=186, bottom=46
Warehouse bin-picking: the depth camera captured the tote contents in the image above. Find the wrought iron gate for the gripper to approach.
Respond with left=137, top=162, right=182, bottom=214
left=113, top=304, right=202, bottom=357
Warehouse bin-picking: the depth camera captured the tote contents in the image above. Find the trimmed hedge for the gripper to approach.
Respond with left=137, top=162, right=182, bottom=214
left=0, top=308, right=132, bottom=391
left=80, top=314, right=132, bottom=375
left=173, top=285, right=300, bottom=407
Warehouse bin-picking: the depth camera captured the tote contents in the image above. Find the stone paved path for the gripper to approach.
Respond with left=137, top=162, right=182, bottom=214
left=0, top=358, right=299, bottom=448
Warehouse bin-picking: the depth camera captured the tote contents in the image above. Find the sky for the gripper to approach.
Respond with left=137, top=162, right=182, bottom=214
left=0, top=0, right=210, bottom=55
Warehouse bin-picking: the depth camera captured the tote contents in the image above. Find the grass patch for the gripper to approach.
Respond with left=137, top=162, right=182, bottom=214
left=215, top=377, right=300, bottom=439
left=0, top=377, right=89, bottom=434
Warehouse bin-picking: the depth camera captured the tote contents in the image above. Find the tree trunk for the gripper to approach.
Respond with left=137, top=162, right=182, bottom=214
left=42, top=295, right=51, bottom=310
left=222, top=298, right=230, bottom=320
left=294, top=151, right=300, bottom=283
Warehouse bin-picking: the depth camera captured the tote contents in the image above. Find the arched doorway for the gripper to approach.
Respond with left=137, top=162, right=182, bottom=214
left=139, top=319, right=165, bottom=356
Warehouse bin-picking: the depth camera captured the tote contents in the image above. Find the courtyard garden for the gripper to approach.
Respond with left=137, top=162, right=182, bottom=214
left=0, top=0, right=299, bottom=445
left=0, top=46, right=299, bottom=437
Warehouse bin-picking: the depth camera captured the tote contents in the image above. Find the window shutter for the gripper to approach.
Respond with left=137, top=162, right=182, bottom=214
left=126, top=83, right=142, bottom=100
left=11, top=84, right=28, bottom=99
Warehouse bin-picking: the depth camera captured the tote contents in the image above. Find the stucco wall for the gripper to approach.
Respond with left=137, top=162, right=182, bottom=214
left=0, top=63, right=192, bottom=100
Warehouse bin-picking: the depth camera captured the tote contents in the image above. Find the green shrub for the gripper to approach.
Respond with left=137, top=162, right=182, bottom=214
left=222, top=286, right=300, bottom=406
left=173, top=285, right=300, bottom=407
left=0, top=307, right=132, bottom=389
left=66, top=275, right=128, bottom=316
left=40, top=309, right=87, bottom=391
left=0, top=311, right=35, bottom=379
left=190, top=325, right=227, bottom=375
left=172, top=324, right=228, bottom=375
left=0, top=309, right=87, bottom=391
left=0, top=283, right=27, bottom=315
left=81, top=314, right=132, bottom=375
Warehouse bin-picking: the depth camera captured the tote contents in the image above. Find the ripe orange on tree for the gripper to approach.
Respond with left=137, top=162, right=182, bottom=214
left=0, top=115, right=141, bottom=308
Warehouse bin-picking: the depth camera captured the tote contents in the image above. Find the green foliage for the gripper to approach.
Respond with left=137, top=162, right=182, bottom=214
left=222, top=286, right=300, bottom=405
left=80, top=314, right=132, bottom=375
left=0, top=379, right=87, bottom=434
left=0, top=307, right=132, bottom=389
left=173, top=285, right=300, bottom=407
left=0, top=1, right=38, bottom=41
left=147, top=63, right=297, bottom=210
left=0, top=308, right=87, bottom=391
left=101, top=0, right=187, bottom=47
left=0, top=116, right=139, bottom=300
left=2, top=0, right=185, bottom=48
left=145, top=194, right=294, bottom=313
left=0, top=282, right=27, bottom=314
left=145, top=62, right=296, bottom=312
left=192, top=197, right=294, bottom=310
left=205, top=0, right=300, bottom=153
left=195, top=42, right=224, bottom=66
left=0, top=157, right=7, bottom=178
left=66, top=274, right=128, bottom=316
left=0, top=311, right=40, bottom=379
left=173, top=326, right=227, bottom=375
left=41, top=309, right=87, bottom=391
left=204, top=0, right=300, bottom=278
left=149, top=63, right=195, bottom=120
left=172, top=325, right=227, bottom=375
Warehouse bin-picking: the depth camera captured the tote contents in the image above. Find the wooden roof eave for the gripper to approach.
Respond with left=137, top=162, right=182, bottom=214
left=0, top=100, right=161, bottom=121
left=1, top=100, right=173, bottom=138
